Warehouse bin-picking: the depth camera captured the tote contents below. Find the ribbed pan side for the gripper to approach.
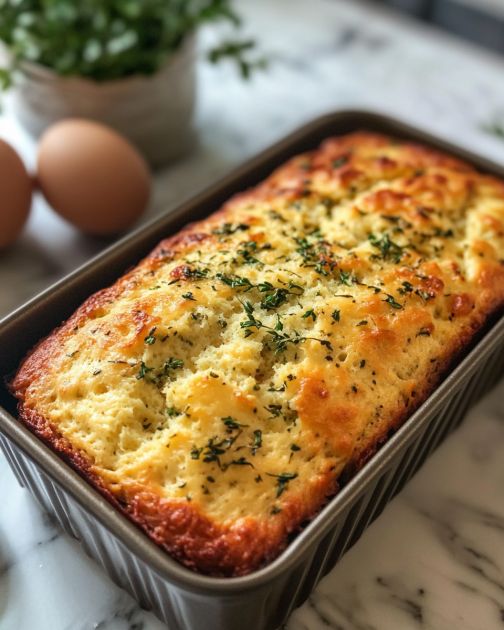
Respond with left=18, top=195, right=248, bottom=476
left=281, top=343, right=504, bottom=626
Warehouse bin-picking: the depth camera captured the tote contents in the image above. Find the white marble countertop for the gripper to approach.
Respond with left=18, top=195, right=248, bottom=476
left=1, top=1, right=503, bottom=629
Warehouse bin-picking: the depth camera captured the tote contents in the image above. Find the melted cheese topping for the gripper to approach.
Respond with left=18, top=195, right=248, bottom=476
left=17, top=133, right=504, bottom=526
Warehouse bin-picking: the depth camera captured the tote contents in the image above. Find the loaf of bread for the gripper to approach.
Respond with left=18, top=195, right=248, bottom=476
left=12, top=132, right=504, bottom=576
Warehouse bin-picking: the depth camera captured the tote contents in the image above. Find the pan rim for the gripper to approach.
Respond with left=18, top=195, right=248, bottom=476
left=1, top=108, right=503, bottom=594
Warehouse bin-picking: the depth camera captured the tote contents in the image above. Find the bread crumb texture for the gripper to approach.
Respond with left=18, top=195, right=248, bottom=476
left=12, top=132, right=504, bottom=575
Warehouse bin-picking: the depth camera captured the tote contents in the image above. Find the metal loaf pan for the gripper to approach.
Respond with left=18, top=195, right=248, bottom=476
left=1, top=111, right=503, bottom=630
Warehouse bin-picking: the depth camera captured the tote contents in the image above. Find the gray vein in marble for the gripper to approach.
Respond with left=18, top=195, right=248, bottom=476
left=0, top=518, right=61, bottom=582
left=454, top=579, right=504, bottom=624
left=413, top=499, right=504, bottom=594
left=74, top=593, right=144, bottom=630
left=0, top=558, right=12, bottom=582
left=306, top=596, right=341, bottom=629
left=307, top=589, right=379, bottom=630
left=374, top=576, right=425, bottom=625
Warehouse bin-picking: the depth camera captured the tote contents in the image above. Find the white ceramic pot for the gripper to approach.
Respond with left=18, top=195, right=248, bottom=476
left=8, top=35, right=197, bottom=168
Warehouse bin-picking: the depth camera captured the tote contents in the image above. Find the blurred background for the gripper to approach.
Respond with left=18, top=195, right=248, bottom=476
left=376, top=0, right=504, bottom=54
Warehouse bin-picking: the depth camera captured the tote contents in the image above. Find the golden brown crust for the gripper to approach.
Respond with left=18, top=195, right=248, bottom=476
left=15, top=400, right=337, bottom=577
left=11, top=131, right=504, bottom=576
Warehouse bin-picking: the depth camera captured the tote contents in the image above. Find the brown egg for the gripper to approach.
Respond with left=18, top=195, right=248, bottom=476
left=37, top=119, right=151, bottom=236
left=0, top=139, right=32, bottom=250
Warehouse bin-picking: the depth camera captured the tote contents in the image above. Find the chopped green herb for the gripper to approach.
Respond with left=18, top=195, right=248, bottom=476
left=190, top=447, right=202, bottom=460
left=433, top=227, right=454, bottom=238
left=216, top=273, right=254, bottom=291
left=399, top=281, right=414, bottom=295
left=229, top=457, right=254, bottom=468
left=222, top=416, right=247, bottom=431
left=290, top=444, right=301, bottom=452
left=201, top=437, right=228, bottom=468
left=182, top=291, right=196, bottom=301
left=302, top=309, right=317, bottom=321
left=265, top=404, right=282, bottom=418
left=144, top=327, right=157, bottom=345
left=137, top=361, right=154, bottom=380
left=369, top=233, right=405, bottom=263
left=267, top=472, right=298, bottom=497
left=369, top=285, right=382, bottom=294
left=268, top=383, right=286, bottom=392
left=319, top=339, right=333, bottom=351
left=257, top=282, right=274, bottom=292
left=238, top=300, right=330, bottom=353
left=268, top=210, right=286, bottom=222
left=166, top=406, right=181, bottom=417
left=237, top=240, right=261, bottom=265
left=339, top=270, right=355, bottom=286
left=415, top=289, right=432, bottom=301
left=331, top=309, right=341, bottom=323
left=190, top=426, right=248, bottom=471
left=417, top=327, right=431, bottom=337
left=332, top=155, right=349, bottom=168
left=212, top=222, right=249, bottom=235
left=163, top=358, right=184, bottom=374
left=260, top=287, right=291, bottom=310
left=177, top=266, right=209, bottom=280
left=192, top=267, right=209, bottom=279
left=384, top=294, right=403, bottom=309
left=260, top=281, right=303, bottom=310
left=240, top=299, right=263, bottom=337
left=252, top=429, right=262, bottom=453
left=295, top=235, right=334, bottom=275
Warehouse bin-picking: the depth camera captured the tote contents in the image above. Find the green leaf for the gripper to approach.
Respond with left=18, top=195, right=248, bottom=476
left=207, top=39, right=266, bottom=79
left=0, top=67, right=12, bottom=90
left=0, top=1, right=261, bottom=82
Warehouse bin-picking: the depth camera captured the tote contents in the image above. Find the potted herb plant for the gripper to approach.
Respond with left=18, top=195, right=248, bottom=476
left=0, top=1, right=262, bottom=166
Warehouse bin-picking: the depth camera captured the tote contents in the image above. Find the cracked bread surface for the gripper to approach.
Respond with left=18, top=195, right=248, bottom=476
left=12, top=132, right=504, bottom=576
